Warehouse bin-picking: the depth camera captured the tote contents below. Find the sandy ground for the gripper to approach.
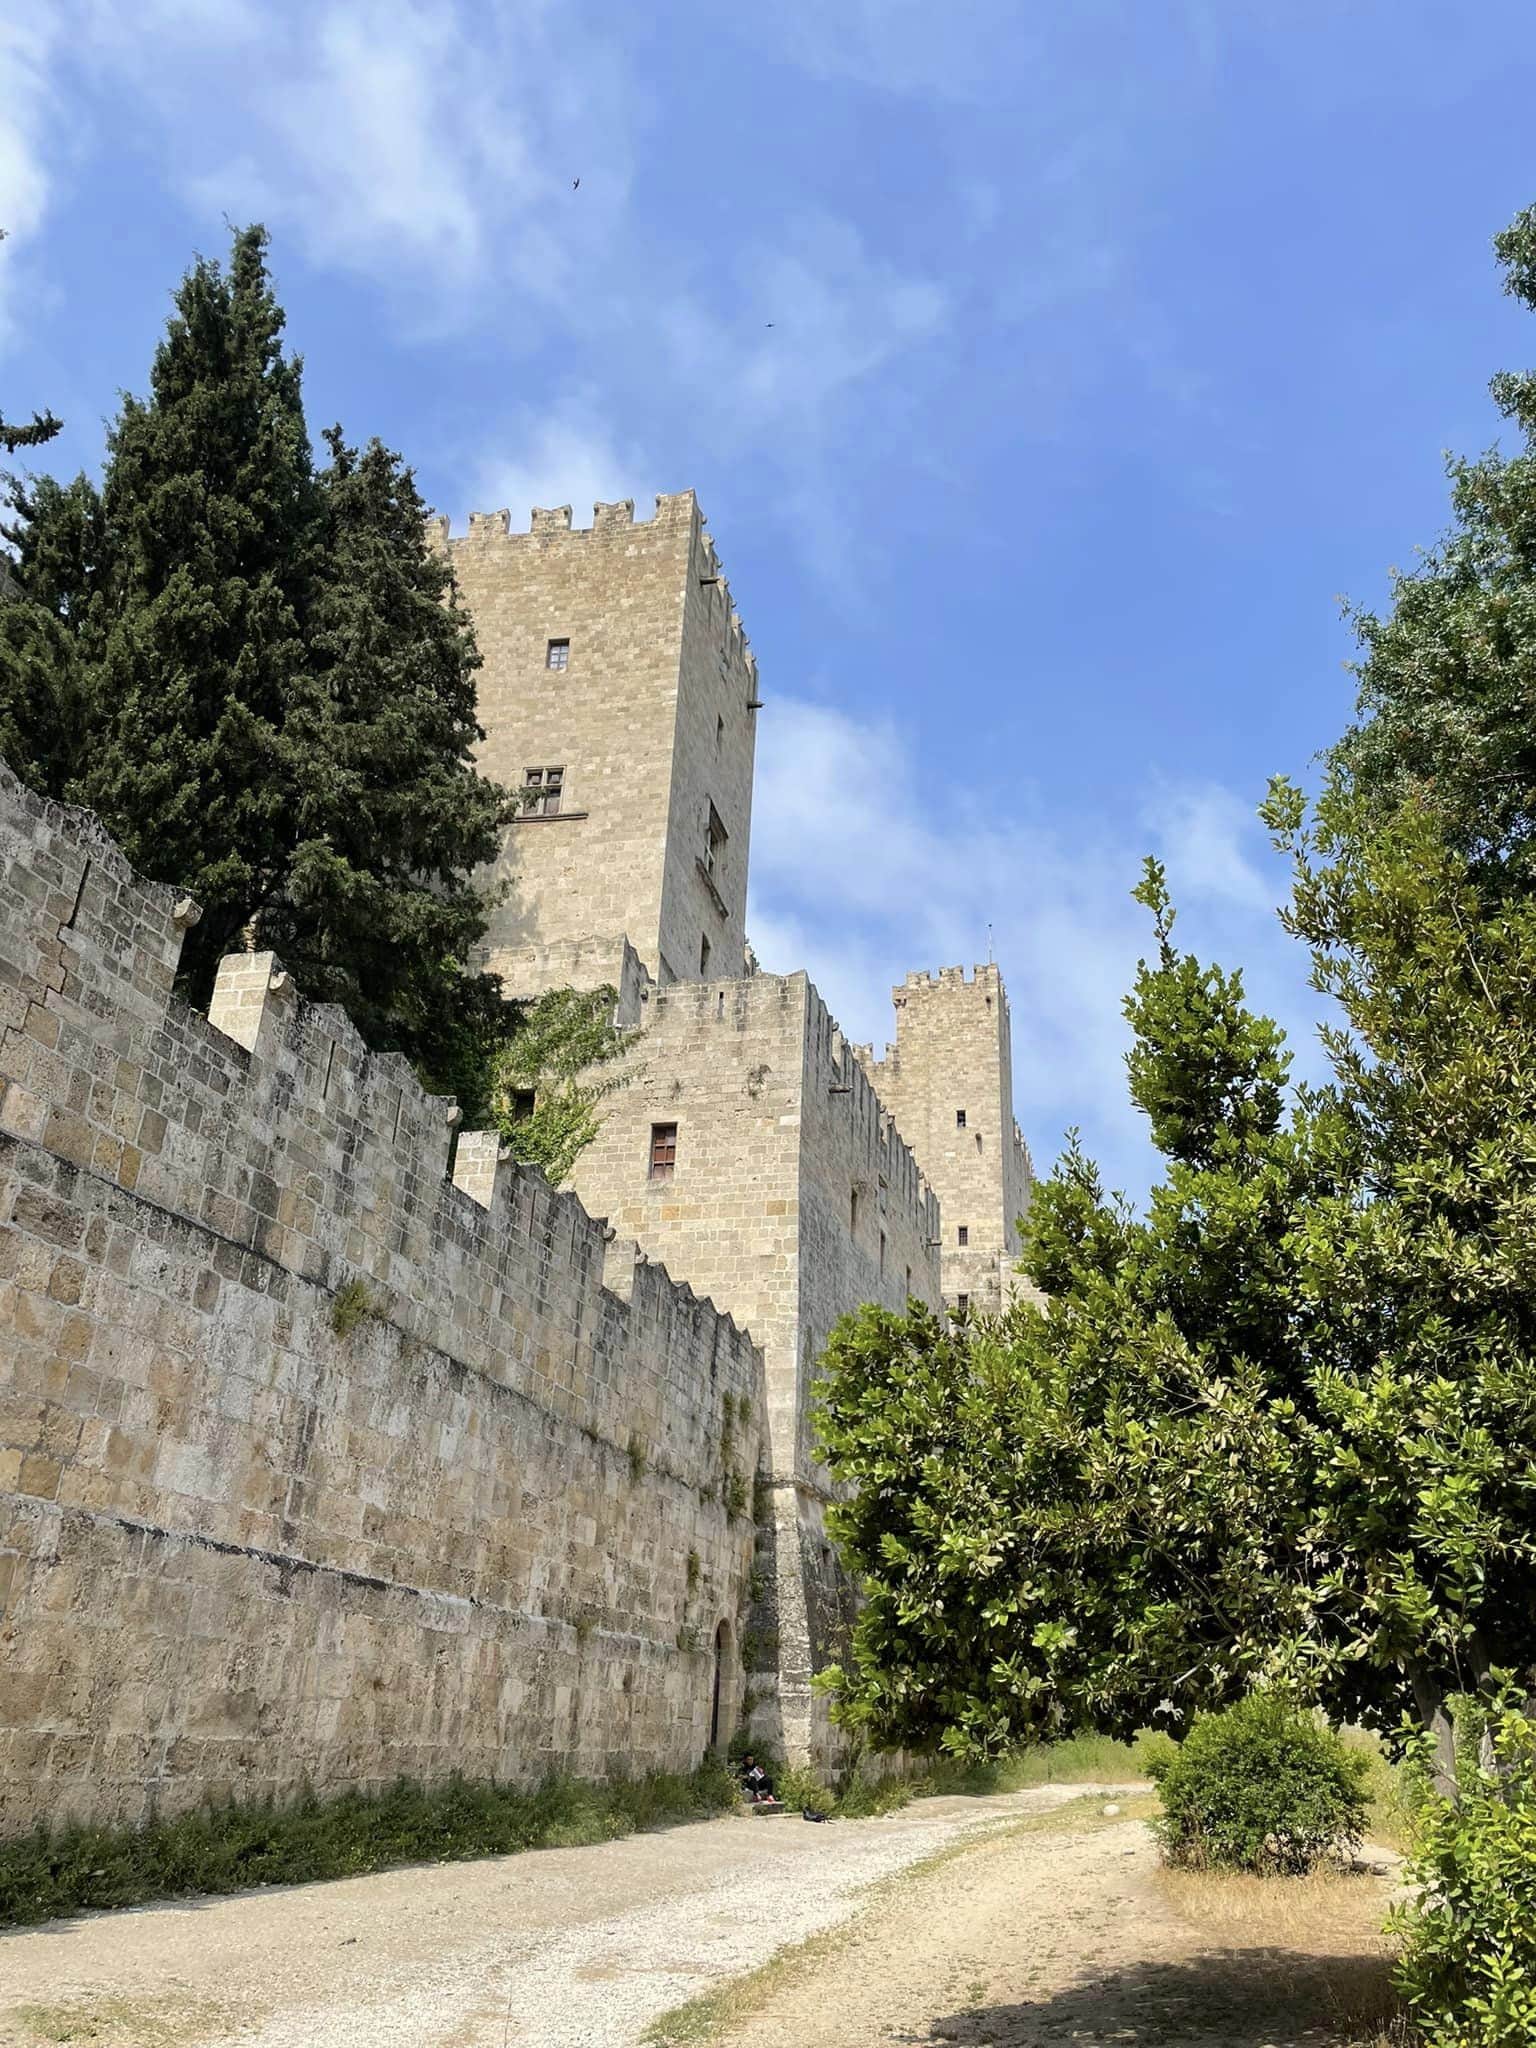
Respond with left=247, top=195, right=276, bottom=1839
left=708, top=1809, right=1401, bottom=2048
left=0, top=1783, right=1136, bottom=2048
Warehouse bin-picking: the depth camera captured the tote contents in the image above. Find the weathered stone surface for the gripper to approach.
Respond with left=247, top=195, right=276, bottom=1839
left=858, top=966, right=1037, bottom=1315
left=569, top=972, right=942, bottom=1771
left=0, top=763, right=763, bottom=1832
left=442, top=493, right=757, bottom=994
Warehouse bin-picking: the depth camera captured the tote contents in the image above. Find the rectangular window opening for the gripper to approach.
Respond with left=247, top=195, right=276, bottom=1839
left=522, top=765, right=564, bottom=817
left=700, top=933, right=711, bottom=976
left=649, top=1122, right=677, bottom=1180
left=879, top=1229, right=886, bottom=1276
left=509, top=1088, right=536, bottom=1123
left=849, top=1187, right=860, bottom=1234
left=955, top=1108, right=967, bottom=1129
left=956, top=1293, right=970, bottom=1315
left=546, top=638, right=569, bottom=670
left=716, top=714, right=725, bottom=752
left=704, top=801, right=728, bottom=879
left=957, top=1225, right=969, bottom=1247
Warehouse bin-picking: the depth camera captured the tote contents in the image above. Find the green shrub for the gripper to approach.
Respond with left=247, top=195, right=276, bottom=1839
left=1148, top=1694, right=1369, bottom=1875
left=1131, top=1727, right=1181, bottom=1780
left=1394, top=1705, right=1536, bottom=2047
left=0, top=1762, right=736, bottom=1928
left=329, top=1276, right=377, bottom=1338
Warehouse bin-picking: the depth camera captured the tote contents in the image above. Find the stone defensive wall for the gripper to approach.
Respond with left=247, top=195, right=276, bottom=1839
left=0, top=761, right=764, bottom=1832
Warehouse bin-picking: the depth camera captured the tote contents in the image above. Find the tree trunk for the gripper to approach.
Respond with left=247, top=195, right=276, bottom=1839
left=1408, top=1665, right=1459, bottom=1802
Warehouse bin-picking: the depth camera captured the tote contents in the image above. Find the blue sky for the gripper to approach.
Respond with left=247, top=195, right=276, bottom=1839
left=6, top=1, right=1535, bottom=1198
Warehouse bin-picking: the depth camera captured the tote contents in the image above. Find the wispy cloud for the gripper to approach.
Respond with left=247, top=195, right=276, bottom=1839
left=0, top=19, right=58, bottom=346
left=468, top=398, right=651, bottom=530
left=748, top=697, right=1323, bottom=1201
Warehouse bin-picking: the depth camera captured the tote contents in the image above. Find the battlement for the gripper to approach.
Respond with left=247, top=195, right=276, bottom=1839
left=897, top=961, right=1008, bottom=1001
left=431, top=487, right=758, bottom=697
left=0, top=755, right=768, bottom=1825
left=0, top=757, right=760, bottom=1458
left=434, top=489, right=699, bottom=548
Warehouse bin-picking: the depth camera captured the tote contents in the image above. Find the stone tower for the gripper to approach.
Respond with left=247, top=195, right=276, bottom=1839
left=433, top=492, right=758, bottom=999
left=858, top=964, right=1035, bottom=1314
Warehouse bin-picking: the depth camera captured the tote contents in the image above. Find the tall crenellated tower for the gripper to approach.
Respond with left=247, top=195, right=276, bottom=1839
left=858, top=964, right=1035, bottom=1314
left=430, top=492, right=758, bottom=1001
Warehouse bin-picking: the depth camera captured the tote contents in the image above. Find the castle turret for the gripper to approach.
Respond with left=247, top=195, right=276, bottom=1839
left=858, top=964, right=1035, bottom=1314
left=436, top=492, right=759, bottom=996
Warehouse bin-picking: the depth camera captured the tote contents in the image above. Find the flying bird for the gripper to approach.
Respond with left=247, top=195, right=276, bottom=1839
left=572, top=178, right=581, bottom=190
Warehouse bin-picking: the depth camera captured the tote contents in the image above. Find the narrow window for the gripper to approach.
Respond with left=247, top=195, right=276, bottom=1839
left=649, top=1122, right=677, bottom=1180
left=879, top=1229, right=886, bottom=1276
left=716, top=714, right=724, bottom=752
left=700, top=933, right=711, bottom=976
left=704, top=802, right=728, bottom=879
left=522, top=766, right=564, bottom=817
left=849, top=1187, right=859, bottom=1234
left=957, top=1225, right=969, bottom=1247
left=956, top=1293, right=970, bottom=1314
left=955, top=1108, right=967, bottom=1129
left=904, top=1265, right=911, bottom=1296
left=509, top=1088, right=536, bottom=1122
left=546, top=637, right=569, bottom=670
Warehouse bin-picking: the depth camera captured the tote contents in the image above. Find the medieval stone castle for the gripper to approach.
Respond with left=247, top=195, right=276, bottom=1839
left=0, top=489, right=1032, bottom=1830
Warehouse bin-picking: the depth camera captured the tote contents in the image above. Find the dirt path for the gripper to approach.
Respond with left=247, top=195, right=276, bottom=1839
left=0, top=1784, right=1136, bottom=2048
left=688, top=1803, right=1400, bottom=2048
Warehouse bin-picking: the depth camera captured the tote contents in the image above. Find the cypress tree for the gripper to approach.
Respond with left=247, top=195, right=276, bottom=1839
left=266, top=428, right=509, bottom=1067
left=80, top=225, right=317, bottom=993
left=0, top=473, right=105, bottom=793
left=4, top=222, right=515, bottom=1101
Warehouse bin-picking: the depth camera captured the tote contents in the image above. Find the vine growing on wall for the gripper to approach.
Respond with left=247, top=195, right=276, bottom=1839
left=489, top=984, right=637, bottom=1184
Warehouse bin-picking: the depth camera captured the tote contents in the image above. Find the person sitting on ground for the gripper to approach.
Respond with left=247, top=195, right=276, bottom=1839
left=740, top=1754, right=777, bottom=1803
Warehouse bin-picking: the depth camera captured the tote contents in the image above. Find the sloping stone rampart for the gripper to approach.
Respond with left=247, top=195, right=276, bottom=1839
left=0, top=763, right=763, bottom=1831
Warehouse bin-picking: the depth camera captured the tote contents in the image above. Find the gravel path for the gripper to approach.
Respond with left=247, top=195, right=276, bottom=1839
left=0, top=1783, right=1140, bottom=2048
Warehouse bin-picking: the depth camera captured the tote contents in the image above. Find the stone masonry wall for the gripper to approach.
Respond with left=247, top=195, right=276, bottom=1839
left=0, top=764, right=764, bottom=1832
left=440, top=494, right=757, bottom=993
left=858, top=965, right=1035, bottom=1315
left=567, top=971, right=940, bottom=1769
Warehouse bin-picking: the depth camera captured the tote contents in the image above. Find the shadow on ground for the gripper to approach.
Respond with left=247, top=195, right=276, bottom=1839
left=907, top=1944, right=1398, bottom=2046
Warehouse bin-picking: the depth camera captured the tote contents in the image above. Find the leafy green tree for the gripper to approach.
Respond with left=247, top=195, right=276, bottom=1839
left=260, top=428, right=508, bottom=1069
left=1331, top=204, right=1536, bottom=892
left=78, top=224, right=316, bottom=992
left=816, top=808, right=1536, bottom=1783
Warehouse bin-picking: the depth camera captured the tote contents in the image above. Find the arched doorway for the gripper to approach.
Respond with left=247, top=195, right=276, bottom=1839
left=710, top=1620, right=730, bottom=1749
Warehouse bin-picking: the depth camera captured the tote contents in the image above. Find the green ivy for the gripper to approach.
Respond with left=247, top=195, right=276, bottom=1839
left=489, top=984, right=636, bottom=1184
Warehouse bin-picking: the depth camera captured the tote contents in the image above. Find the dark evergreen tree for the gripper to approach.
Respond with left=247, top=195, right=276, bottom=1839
left=264, top=428, right=508, bottom=1068
left=0, top=473, right=105, bottom=792
left=80, top=225, right=317, bottom=993
left=2, top=222, right=515, bottom=1100
left=0, top=406, right=61, bottom=458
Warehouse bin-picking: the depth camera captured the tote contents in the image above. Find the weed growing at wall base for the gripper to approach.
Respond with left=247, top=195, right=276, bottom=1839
left=0, top=1763, right=736, bottom=1928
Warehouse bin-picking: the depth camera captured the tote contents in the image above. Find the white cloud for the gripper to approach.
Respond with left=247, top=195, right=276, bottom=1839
left=1145, top=780, right=1278, bottom=914
left=64, top=0, right=636, bottom=316
left=468, top=400, right=652, bottom=531
left=0, top=20, right=59, bottom=346
left=748, top=697, right=1322, bottom=1201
